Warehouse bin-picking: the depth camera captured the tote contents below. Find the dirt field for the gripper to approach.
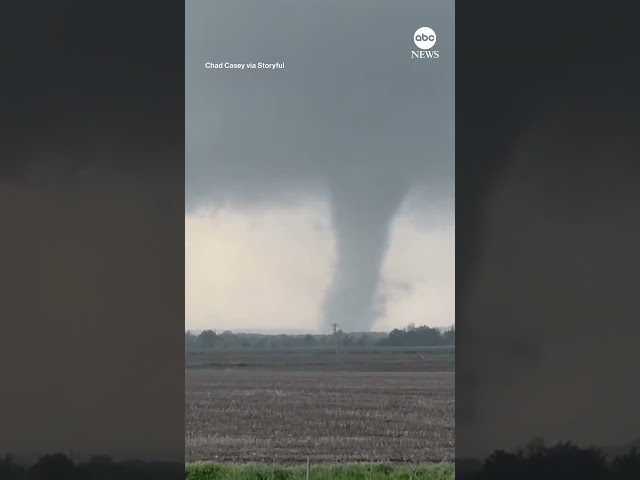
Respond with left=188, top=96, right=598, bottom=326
left=186, top=346, right=454, bottom=372
left=185, top=348, right=454, bottom=464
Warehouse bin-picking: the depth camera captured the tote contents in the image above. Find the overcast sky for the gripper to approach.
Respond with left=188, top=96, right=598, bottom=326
left=185, top=0, right=454, bottom=333
left=454, top=1, right=640, bottom=457
left=1, top=2, right=183, bottom=460
left=459, top=99, right=640, bottom=456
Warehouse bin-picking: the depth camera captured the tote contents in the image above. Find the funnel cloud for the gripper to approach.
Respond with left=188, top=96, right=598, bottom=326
left=186, top=0, right=454, bottom=331
left=322, top=170, right=410, bottom=329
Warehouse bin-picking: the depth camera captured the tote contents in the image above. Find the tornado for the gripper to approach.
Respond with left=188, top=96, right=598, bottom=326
left=322, top=171, right=409, bottom=332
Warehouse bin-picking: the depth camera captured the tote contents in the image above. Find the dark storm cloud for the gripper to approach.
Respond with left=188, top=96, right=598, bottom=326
left=2, top=1, right=182, bottom=176
left=186, top=0, right=454, bottom=330
left=459, top=99, right=640, bottom=457
left=456, top=0, right=640, bottom=458
left=1, top=1, right=183, bottom=459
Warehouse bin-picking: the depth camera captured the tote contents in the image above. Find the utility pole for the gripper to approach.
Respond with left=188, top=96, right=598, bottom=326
left=332, top=322, right=340, bottom=363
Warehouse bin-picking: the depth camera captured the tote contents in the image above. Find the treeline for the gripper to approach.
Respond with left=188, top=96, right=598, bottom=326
left=0, top=453, right=182, bottom=480
left=379, top=325, right=455, bottom=347
left=185, top=324, right=454, bottom=351
left=458, top=442, right=640, bottom=480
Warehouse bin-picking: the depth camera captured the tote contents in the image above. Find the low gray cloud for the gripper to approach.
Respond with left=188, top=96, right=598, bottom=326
left=186, top=0, right=454, bottom=330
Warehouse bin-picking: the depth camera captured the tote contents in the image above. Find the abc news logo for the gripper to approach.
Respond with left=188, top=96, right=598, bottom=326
left=412, top=26, right=439, bottom=59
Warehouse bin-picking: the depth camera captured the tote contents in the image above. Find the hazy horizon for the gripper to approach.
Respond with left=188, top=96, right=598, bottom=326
left=186, top=200, right=455, bottom=332
left=185, top=324, right=456, bottom=336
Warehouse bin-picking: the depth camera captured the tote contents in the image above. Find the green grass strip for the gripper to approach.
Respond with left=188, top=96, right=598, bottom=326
left=185, top=462, right=454, bottom=480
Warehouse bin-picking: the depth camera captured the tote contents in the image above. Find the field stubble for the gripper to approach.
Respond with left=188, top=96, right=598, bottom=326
left=185, top=348, right=454, bottom=464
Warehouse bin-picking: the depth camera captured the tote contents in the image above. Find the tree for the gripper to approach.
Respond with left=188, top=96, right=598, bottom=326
left=441, top=327, right=455, bottom=345
left=0, top=455, right=23, bottom=479
left=197, top=329, right=216, bottom=351
left=185, top=330, right=198, bottom=350
left=31, top=454, right=77, bottom=480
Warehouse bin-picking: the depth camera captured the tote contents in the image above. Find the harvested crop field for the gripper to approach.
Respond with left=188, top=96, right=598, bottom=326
left=186, top=347, right=454, bottom=373
left=185, top=348, right=454, bottom=464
